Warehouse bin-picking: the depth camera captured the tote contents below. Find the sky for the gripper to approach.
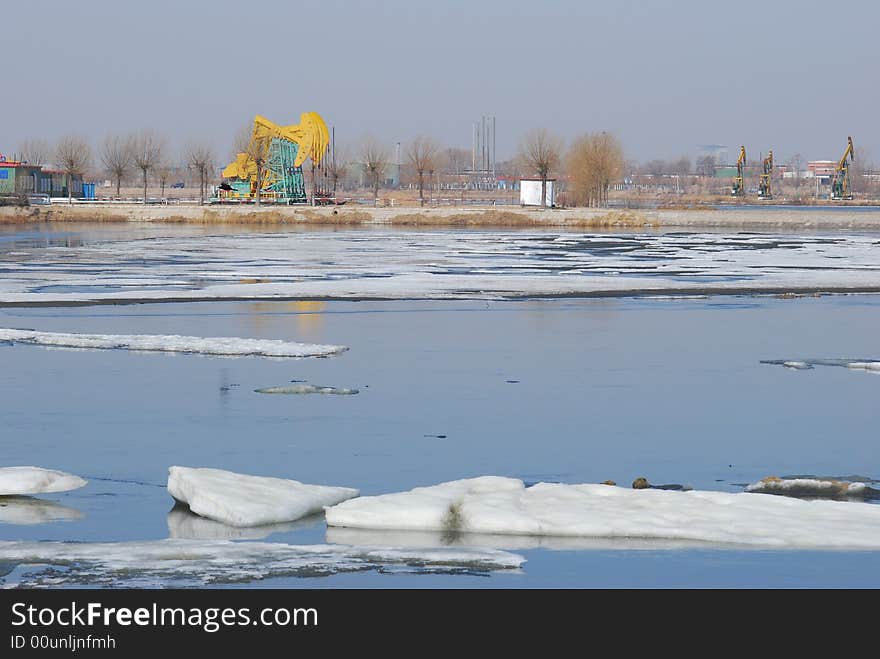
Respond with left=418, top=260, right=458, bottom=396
left=1, top=0, right=878, bottom=167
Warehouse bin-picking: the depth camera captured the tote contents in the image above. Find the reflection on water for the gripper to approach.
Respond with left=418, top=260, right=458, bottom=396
left=326, top=526, right=744, bottom=552
left=0, top=496, right=84, bottom=525
left=166, top=504, right=320, bottom=541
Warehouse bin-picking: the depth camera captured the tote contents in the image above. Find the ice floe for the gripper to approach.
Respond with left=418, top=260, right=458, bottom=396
left=167, top=466, right=359, bottom=527
left=0, top=497, right=85, bottom=525
left=0, top=329, right=347, bottom=358
left=0, top=540, right=524, bottom=587
left=0, top=466, right=87, bottom=495
left=324, top=476, right=880, bottom=549
left=761, top=358, right=880, bottom=373
left=745, top=476, right=879, bottom=500
left=254, top=384, right=359, bottom=395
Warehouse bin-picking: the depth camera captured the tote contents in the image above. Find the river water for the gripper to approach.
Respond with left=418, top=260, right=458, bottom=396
left=1, top=223, right=878, bottom=587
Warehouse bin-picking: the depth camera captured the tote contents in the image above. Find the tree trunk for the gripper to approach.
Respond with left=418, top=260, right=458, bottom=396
left=310, top=163, right=316, bottom=206
left=143, top=169, right=148, bottom=205
left=540, top=175, right=547, bottom=209
left=373, top=173, right=379, bottom=203
left=116, top=175, right=121, bottom=199
left=67, top=174, right=72, bottom=205
left=255, top=163, right=262, bottom=206
left=418, top=171, right=424, bottom=206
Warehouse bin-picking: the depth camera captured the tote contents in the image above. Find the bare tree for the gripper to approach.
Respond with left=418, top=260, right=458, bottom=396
left=101, top=135, right=134, bottom=198
left=18, top=139, right=51, bottom=166
left=519, top=129, right=563, bottom=208
left=132, top=131, right=165, bottom=203
left=695, top=155, right=716, bottom=178
left=442, top=147, right=470, bottom=176
left=186, top=142, right=215, bottom=205
left=787, top=153, right=804, bottom=193
left=156, top=161, right=173, bottom=199
left=406, top=136, right=439, bottom=206
left=360, top=138, right=389, bottom=203
left=324, top=146, right=349, bottom=196
left=54, top=136, right=92, bottom=205
left=233, top=124, right=270, bottom=206
left=566, top=131, right=625, bottom=207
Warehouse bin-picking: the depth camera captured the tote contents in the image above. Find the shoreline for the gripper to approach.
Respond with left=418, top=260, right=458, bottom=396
left=2, top=288, right=878, bottom=309
left=4, top=204, right=880, bottom=230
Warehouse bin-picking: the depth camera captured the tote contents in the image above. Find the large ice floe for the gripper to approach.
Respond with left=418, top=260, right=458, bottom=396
left=167, top=467, right=359, bottom=527
left=0, top=467, right=87, bottom=495
left=324, top=476, right=880, bottom=550
left=0, top=329, right=346, bottom=358
left=0, top=540, right=523, bottom=587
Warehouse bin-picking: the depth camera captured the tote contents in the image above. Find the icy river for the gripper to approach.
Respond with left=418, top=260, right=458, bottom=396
left=1, top=222, right=879, bottom=588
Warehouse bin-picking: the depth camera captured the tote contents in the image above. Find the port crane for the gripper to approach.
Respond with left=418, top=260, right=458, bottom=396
left=758, top=150, right=773, bottom=199
left=830, top=136, right=855, bottom=200
left=732, top=146, right=746, bottom=197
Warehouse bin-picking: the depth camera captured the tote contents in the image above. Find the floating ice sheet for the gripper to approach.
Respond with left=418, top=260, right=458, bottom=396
left=167, top=466, right=359, bottom=527
left=254, top=384, right=359, bottom=395
left=761, top=358, right=880, bottom=373
left=0, top=466, right=87, bottom=495
left=324, top=476, right=880, bottom=549
left=0, top=329, right=347, bottom=358
left=745, top=476, right=879, bottom=501
left=0, top=540, right=524, bottom=587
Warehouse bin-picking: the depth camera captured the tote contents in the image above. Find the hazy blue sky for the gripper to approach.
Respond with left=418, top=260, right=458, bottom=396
left=2, top=0, right=877, bottom=166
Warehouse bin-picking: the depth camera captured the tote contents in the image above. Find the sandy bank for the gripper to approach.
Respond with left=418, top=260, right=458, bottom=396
left=3, top=203, right=880, bottom=230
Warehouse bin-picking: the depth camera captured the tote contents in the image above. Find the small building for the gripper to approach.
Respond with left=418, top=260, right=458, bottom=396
left=0, top=154, right=83, bottom=198
left=519, top=178, right=556, bottom=207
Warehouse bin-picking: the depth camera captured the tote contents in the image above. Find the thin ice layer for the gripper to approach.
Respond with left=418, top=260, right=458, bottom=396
left=0, top=539, right=524, bottom=587
left=0, top=329, right=347, bottom=358
left=324, top=476, right=880, bottom=549
left=167, top=466, right=359, bottom=527
left=0, top=466, right=87, bottom=495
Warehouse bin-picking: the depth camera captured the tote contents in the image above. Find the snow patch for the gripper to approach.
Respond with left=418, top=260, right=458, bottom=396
left=167, top=466, right=359, bottom=527
left=0, top=467, right=87, bottom=495
left=0, top=329, right=347, bottom=358
left=325, top=476, right=880, bottom=549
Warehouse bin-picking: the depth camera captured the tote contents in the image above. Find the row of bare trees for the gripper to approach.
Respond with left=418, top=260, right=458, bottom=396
left=18, top=129, right=626, bottom=208
left=16, top=133, right=217, bottom=205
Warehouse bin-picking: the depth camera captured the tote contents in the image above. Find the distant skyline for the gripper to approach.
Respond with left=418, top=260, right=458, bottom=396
left=2, top=0, right=877, bottom=166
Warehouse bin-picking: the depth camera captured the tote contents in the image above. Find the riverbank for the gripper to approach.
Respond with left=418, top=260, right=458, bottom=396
left=3, top=203, right=880, bottom=230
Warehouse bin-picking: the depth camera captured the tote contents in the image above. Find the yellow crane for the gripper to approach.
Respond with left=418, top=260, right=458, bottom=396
left=758, top=150, right=773, bottom=199
left=830, top=136, right=855, bottom=200
left=732, top=146, right=746, bottom=197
